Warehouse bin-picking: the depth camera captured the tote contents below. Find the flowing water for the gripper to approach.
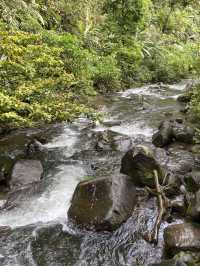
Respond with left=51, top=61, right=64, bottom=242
left=0, top=82, right=189, bottom=266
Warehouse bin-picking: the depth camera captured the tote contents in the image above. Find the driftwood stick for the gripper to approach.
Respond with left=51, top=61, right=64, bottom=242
left=150, top=170, right=165, bottom=244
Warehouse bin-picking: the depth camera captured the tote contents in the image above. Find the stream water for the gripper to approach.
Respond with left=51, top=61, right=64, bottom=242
left=0, top=82, right=189, bottom=266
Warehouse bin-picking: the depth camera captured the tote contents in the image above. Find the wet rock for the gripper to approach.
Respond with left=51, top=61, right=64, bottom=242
left=10, top=159, right=43, bottom=189
left=152, top=121, right=194, bottom=147
left=0, top=226, right=11, bottom=236
left=151, top=259, right=186, bottom=266
left=31, top=223, right=82, bottom=266
left=190, top=144, right=200, bottom=154
left=152, top=251, right=200, bottom=266
left=152, top=121, right=173, bottom=148
left=2, top=182, right=42, bottom=210
left=177, top=94, right=192, bottom=103
left=120, top=145, right=164, bottom=187
left=26, top=139, right=45, bottom=156
left=68, top=174, right=137, bottom=231
left=187, top=189, right=200, bottom=221
left=0, top=155, right=14, bottom=192
left=184, top=170, right=200, bottom=193
left=102, top=120, right=122, bottom=127
left=171, top=195, right=186, bottom=214
left=94, top=130, right=132, bottom=152
left=167, top=145, right=194, bottom=176
left=172, top=123, right=194, bottom=144
left=164, top=223, right=200, bottom=253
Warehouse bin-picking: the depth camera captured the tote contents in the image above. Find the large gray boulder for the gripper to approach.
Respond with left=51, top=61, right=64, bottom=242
left=68, top=175, right=137, bottom=231
left=10, top=159, right=43, bottom=189
left=164, top=223, right=200, bottom=253
left=120, top=145, right=164, bottom=187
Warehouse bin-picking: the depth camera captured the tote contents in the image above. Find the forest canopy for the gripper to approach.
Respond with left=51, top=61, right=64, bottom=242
left=0, top=0, right=199, bottom=127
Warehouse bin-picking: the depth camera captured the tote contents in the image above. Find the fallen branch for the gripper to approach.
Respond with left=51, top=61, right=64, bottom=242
left=146, top=170, right=166, bottom=244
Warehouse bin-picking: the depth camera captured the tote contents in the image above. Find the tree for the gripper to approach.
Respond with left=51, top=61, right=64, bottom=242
left=103, top=0, right=150, bottom=34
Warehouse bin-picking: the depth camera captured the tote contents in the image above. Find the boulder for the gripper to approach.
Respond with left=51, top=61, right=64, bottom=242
left=152, top=121, right=194, bottom=148
left=68, top=175, right=137, bottom=231
left=152, top=121, right=173, bottom=148
left=172, top=123, right=194, bottom=144
left=94, top=130, right=132, bottom=152
left=120, top=145, right=164, bottom=187
left=164, top=223, right=200, bottom=253
left=10, top=159, right=43, bottom=189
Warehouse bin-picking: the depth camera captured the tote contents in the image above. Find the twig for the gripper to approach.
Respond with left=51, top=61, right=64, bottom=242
left=149, top=170, right=165, bottom=244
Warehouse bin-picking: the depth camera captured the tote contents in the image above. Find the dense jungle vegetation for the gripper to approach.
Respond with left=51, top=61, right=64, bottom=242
left=0, top=0, right=200, bottom=127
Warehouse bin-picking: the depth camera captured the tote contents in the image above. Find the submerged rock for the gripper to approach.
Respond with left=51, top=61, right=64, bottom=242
left=68, top=175, right=137, bottom=231
left=31, top=223, right=82, bottom=266
left=120, top=145, right=164, bottom=187
left=10, top=159, right=43, bottom=189
left=164, top=223, right=200, bottom=253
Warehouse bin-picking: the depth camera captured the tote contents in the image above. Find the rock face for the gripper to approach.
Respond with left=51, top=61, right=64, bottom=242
left=152, top=121, right=194, bottom=147
left=10, top=159, right=43, bottom=189
left=164, top=223, right=200, bottom=252
left=68, top=175, right=137, bottom=231
left=120, top=145, right=164, bottom=187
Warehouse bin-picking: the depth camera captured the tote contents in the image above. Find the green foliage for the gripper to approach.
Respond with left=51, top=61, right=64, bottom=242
left=103, top=0, right=150, bottom=34
left=0, top=29, right=96, bottom=127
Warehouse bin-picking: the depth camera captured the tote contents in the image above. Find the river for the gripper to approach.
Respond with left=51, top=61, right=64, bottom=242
left=0, top=82, right=188, bottom=265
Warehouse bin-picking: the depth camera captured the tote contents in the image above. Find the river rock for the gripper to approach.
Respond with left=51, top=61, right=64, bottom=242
left=152, top=121, right=194, bottom=147
left=151, top=259, right=186, bottom=266
left=31, top=223, right=82, bottom=266
left=2, top=182, right=42, bottom=210
left=94, top=130, right=132, bottom=152
left=152, top=121, right=173, bottom=148
left=152, top=251, right=200, bottom=266
left=120, top=145, right=164, bottom=187
left=171, top=195, right=186, bottom=214
left=187, top=189, right=200, bottom=221
left=184, top=170, right=200, bottom=192
left=0, top=155, right=14, bottom=192
left=10, top=159, right=43, bottom=189
left=68, top=175, right=137, bottom=231
left=164, top=223, right=200, bottom=253
left=172, top=123, right=194, bottom=144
